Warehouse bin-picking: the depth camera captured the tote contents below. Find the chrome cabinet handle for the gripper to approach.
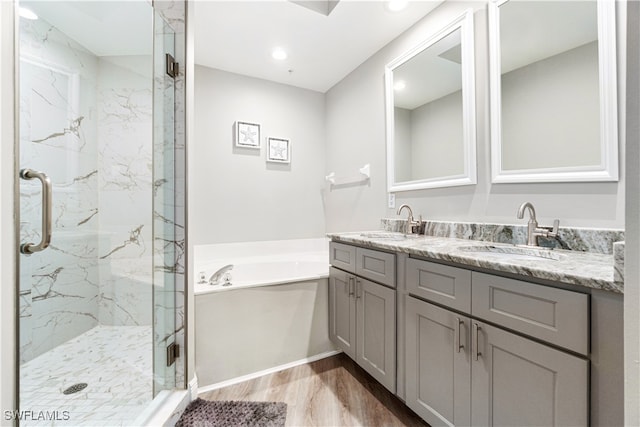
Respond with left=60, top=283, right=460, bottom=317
left=348, top=276, right=355, bottom=296
left=456, top=317, right=464, bottom=353
left=20, top=169, right=52, bottom=254
left=356, top=279, right=362, bottom=299
left=473, top=322, right=482, bottom=361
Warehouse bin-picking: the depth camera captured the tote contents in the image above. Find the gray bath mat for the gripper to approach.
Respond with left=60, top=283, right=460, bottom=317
left=176, top=398, right=287, bottom=427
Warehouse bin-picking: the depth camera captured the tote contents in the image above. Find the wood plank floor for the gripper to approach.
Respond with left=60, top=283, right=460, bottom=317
left=199, top=354, right=428, bottom=426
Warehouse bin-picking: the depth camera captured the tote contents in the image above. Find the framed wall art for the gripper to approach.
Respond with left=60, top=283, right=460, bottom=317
left=235, top=121, right=261, bottom=148
left=266, top=137, right=290, bottom=164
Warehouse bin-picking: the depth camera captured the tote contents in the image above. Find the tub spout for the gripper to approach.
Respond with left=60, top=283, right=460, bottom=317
left=209, top=264, right=233, bottom=285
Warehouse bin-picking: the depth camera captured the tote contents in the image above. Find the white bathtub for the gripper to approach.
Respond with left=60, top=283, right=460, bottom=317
left=194, top=238, right=329, bottom=295
left=194, top=238, right=336, bottom=389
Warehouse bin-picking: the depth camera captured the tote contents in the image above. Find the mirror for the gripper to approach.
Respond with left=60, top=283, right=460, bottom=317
left=385, top=10, right=476, bottom=192
left=489, top=0, right=618, bottom=183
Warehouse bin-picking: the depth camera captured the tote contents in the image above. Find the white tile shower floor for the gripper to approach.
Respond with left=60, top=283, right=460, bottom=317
left=20, top=325, right=152, bottom=426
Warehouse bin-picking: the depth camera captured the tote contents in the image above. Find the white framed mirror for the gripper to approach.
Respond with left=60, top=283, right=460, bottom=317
left=385, top=10, right=476, bottom=192
left=489, top=0, right=618, bottom=183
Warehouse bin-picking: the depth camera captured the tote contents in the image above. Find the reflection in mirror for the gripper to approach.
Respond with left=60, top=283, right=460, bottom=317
left=489, top=0, right=618, bottom=183
left=385, top=10, right=476, bottom=192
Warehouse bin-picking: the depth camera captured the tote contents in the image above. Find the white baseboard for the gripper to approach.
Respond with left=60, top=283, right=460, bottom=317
left=197, top=350, right=341, bottom=394
left=188, top=375, right=198, bottom=401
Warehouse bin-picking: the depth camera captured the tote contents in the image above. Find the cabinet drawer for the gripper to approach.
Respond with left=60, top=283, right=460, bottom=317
left=330, top=242, right=356, bottom=273
left=406, top=258, right=471, bottom=313
left=356, top=247, right=396, bottom=288
left=471, top=272, right=589, bottom=355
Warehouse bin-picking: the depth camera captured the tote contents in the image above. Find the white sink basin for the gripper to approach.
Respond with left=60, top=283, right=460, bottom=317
left=457, top=245, right=563, bottom=261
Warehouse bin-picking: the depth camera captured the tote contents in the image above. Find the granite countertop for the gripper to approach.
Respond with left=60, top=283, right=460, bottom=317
left=327, top=231, right=621, bottom=294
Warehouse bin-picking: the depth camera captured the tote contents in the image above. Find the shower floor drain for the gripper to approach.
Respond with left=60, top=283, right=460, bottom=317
left=63, top=383, right=88, bottom=395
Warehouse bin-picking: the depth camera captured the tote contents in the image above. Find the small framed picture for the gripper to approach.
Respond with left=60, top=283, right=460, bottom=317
left=267, top=137, right=290, bottom=163
left=235, top=121, right=261, bottom=148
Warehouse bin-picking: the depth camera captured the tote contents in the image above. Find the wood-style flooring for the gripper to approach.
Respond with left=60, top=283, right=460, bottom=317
left=199, top=354, right=428, bottom=427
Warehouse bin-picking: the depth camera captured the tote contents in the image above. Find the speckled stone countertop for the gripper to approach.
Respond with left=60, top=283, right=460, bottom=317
left=327, top=232, right=621, bottom=294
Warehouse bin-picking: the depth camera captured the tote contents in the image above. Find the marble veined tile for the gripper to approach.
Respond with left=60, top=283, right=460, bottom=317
left=20, top=325, right=152, bottom=426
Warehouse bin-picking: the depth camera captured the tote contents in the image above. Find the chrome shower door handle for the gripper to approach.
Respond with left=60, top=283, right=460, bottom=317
left=20, top=169, right=52, bottom=254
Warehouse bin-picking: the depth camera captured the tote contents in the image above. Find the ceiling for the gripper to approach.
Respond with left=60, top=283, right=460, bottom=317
left=194, top=0, right=444, bottom=93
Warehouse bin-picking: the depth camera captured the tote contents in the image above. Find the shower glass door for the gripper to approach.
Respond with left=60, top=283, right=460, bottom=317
left=17, top=1, right=178, bottom=424
left=153, top=9, right=178, bottom=394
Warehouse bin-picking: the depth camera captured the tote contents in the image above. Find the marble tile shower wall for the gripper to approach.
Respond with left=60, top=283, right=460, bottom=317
left=19, top=17, right=153, bottom=363
left=19, top=17, right=100, bottom=363
left=96, top=57, right=153, bottom=326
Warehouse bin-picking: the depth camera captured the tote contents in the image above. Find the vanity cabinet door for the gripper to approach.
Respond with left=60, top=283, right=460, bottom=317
left=470, top=321, right=589, bottom=427
left=356, top=278, right=396, bottom=393
left=405, top=296, right=471, bottom=427
left=329, top=267, right=356, bottom=360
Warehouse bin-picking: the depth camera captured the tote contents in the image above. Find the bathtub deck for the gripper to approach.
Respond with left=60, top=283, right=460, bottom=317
left=198, top=353, right=426, bottom=427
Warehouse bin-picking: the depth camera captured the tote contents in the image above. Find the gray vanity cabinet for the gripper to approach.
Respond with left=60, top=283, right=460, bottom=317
left=404, top=258, right=589, bottom=427
left=329, top=267, right=356, bottom=360
left=328, top=244, right=396, bottom=393
left=406, top=295, right=589, bottom=427
left=470, top=321, right=589, bottom=426
left=405, top=297, right=471, bottom=426
left=356, top=277, right=396, bottom=392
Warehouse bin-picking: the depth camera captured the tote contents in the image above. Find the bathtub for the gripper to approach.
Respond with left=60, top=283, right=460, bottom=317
left=195, top=254, right=329, bottom=294
left=194, top=238, right=337, bottom=390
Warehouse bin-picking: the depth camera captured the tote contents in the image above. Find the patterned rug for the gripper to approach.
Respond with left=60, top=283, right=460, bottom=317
left=176, top=398, right=287, bottom=427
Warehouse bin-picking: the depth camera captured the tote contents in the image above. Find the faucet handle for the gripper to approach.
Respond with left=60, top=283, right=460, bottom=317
left=410, top=214, right=424, bottom=235
left=198, top=271, right=207, bottom=284
left=550, top=219, right=560, bottom=237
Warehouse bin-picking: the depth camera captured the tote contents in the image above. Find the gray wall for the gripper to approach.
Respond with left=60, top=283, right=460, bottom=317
left=325, top=1, right=625, bottom=232
left=394, top=90, right=464, bottom=183
left=394, top=107, right=412, bottom=182
left=502, top=42, right=600, bottom=171
left=625, top=1, right=640, bottom=423
left=411, top=90, right=464, bottom=180
left=192, top=66, right=326, bottom=244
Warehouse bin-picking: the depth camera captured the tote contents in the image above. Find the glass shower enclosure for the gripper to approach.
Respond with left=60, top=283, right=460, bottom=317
left=16, top=1, right=184, bottom=424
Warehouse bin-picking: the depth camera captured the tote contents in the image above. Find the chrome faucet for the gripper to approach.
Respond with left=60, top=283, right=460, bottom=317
left=397, top=204, right=423, bottom=234
left=209, top=264, right=233, bottom=286
left=517, top=202, right=560, bottom=246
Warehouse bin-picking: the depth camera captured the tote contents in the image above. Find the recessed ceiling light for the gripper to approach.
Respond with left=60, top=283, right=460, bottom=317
left=386, top=0, right=408, bottom=12
left=19, top=7, right=38, bottom=20
left=272, top=48, right=288, bottom=61
left=394, top=80, right=406, bottom=91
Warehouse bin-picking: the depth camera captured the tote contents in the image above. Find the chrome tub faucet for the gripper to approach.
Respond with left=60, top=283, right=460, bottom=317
left=517, top=202, right=560, bottom=246
left=209, top=264, right=233, bottom=286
